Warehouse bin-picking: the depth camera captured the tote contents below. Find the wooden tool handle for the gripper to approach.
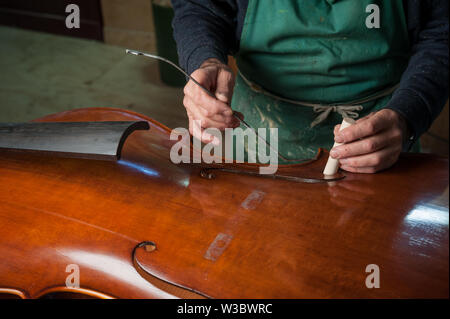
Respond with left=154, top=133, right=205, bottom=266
left=323, top=117, right=355, bottom=176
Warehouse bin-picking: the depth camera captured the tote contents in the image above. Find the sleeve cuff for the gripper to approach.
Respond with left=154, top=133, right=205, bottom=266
left=185, top=45, right=228, bottom=75
left=384, top=89, right=431, bottom=151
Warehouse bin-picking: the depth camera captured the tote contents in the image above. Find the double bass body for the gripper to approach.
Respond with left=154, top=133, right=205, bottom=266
left=0, top=107, right=448, bottom=298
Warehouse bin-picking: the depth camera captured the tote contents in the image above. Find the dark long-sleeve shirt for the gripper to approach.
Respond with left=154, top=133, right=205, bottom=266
left=171, top=0, right=449, bottom=142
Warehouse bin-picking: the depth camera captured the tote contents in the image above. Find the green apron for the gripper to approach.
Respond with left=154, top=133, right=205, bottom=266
left=231, top=0, right=414, bottom=163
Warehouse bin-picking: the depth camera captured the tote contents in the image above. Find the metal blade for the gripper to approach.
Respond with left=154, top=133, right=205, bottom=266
left=200, top=167, right=345, bottom=183
left=0, top=121, right=149, bottom=160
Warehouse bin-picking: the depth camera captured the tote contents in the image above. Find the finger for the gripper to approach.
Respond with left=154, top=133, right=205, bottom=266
left=331, top=130, right=393, bottom=159
left=339, top=147, right=400, bottom=173
left=333, top=111, right=375, bottom=137
left=334, top=112, right=376, bottom=135
left=338, top=145, right=400, bottom=168
left=355, top=112, right=376, bottom=124
left=336, top=112, right=389, bottom=143
left=188, top=114, right=219, bottom=145
left=334, top=124, right=341, bottom=136
left=334, top=113, right=374, bottom=137
left=188, top=115, right=203, bottom=142
left=185, top=97, right=232, bottom=130
left=186, top=98, right=237, bottom=129
left=196, top=86, right=234, bottom=117
left=184, top=96, right=240, bottom=129
left=196, top=103, right=240, bottom=128
left=186, top=72, right=234, bottom=117
left=215, top=69, right=235, bottom=104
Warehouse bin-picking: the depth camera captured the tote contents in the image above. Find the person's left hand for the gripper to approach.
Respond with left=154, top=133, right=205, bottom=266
left=330, top=109, right=409, bottom=174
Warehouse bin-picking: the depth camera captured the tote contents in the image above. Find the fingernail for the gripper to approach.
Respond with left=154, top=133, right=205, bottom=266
left=330, top=149, right=339, bottom=159
left=335, top=134, right=344, bottom=143
left=339, top=159, right=348, bottom=165
left=216, top=93, right=229, bottom=102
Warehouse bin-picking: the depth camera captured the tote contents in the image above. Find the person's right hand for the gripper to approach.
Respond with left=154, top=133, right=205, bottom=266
left=183, top=58, right=242, bottom=144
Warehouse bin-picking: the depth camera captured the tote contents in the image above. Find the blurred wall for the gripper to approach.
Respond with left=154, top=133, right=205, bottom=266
left=0, top=0, right=103, bottom=40
left=101, top=0, right=157, bottom=53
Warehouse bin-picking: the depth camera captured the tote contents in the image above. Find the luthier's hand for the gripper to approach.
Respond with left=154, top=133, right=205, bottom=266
left=183, top=58, right=241, bottom=144
left=331, top=109, right=410, bottom=173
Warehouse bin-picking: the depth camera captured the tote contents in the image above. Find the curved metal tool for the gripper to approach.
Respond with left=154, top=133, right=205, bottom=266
left=200, top=167, right=345, bottom=183
left=125, top=49, right=310, bottom=163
